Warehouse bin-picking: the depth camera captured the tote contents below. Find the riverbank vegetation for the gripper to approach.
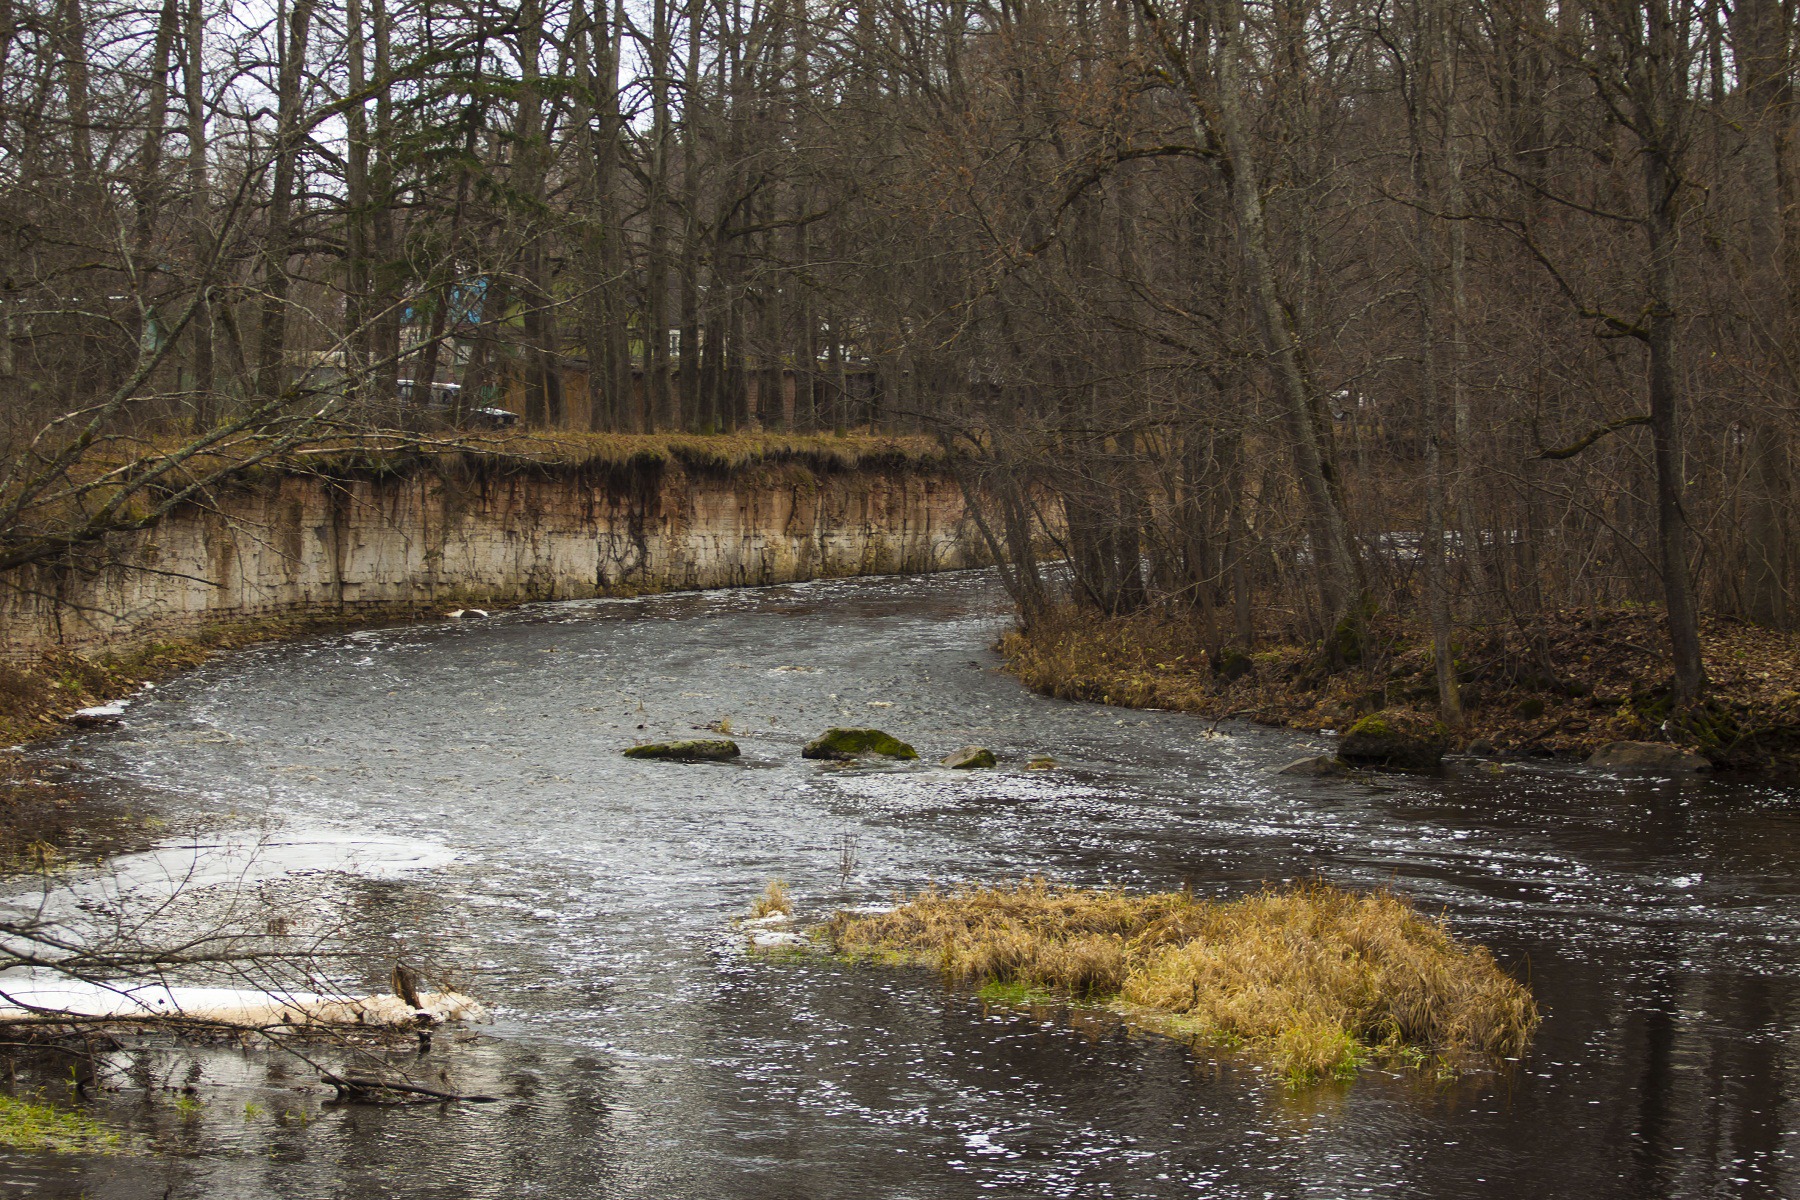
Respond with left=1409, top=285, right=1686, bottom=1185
left=0, top=1093, right=120, bottom=1154
left=828, top=880, right=1538, bottom=1086
left=1005, top=604, right=1800, bottom=768
left=0, top=618, right=344, bottom=749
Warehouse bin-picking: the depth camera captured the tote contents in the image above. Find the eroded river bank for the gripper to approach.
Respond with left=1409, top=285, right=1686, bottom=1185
left=4, top=571, right=1796, bottom=1198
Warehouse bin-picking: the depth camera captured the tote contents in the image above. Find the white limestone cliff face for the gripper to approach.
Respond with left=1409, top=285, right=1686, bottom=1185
left=0, top=461, right=986, bottom=659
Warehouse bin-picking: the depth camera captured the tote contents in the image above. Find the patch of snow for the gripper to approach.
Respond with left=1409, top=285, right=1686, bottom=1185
left=750, top=931, right=806, bottom=949
left=69, top=700, right=131, bottom=723
left=743, top=912, right=792, bottom=928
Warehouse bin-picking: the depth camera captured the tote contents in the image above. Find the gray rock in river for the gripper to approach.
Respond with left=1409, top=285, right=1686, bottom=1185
left=801, top=728, right=918, bottom=761
left=622, top=738, right=741, bottom=762
left=1276, top=754, right=1349, bottom=777
left=941, top=745, right=997, bottom=769
left=1586, top=741, right=1710, bottom=773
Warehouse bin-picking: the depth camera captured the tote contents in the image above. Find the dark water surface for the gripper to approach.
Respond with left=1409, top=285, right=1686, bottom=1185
left=6, top=571, right=1797, bottom=1198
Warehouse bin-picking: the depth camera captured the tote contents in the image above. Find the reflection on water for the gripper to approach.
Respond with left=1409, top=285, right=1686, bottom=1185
left=7, top=571, right=1797, bottom=1198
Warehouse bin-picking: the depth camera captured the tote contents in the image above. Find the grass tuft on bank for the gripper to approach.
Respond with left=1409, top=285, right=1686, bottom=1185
left=826, top=879, right=1538, bottom=1086
left=0, top=1094, right=119, bottom=1153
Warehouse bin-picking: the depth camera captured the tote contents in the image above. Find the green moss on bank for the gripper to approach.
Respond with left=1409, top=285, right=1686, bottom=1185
left=0, top=1094, right=119, bottom=1153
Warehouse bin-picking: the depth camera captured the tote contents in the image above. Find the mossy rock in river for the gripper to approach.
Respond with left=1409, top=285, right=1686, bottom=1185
left=623, top=738, right=741, bottom=762
left=1337, top=711, right=1448, bottom=773
left=802, top=727, right=918, bottom=761
left=940, top=745, right=997, bottom=769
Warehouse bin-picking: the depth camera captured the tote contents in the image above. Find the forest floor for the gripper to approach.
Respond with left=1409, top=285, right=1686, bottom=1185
left=1002, top=604, right=1800, bottom=772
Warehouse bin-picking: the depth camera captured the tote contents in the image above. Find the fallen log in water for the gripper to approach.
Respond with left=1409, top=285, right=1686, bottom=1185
left=321, top=1072, right=499, bottom=1104
left=0, top=980, right=487, bottom=1030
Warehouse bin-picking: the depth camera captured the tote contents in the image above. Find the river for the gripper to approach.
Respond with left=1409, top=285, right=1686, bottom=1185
left=5, top=570, right=1796, bottom=1198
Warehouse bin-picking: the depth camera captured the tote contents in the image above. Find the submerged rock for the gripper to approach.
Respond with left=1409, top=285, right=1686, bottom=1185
left=1276, top=754, right=1349, bottom=777
left=622, top=738, right=741, bottom=762
left=801, top=727, right=918, bottom=761
left=1337, top=711, right=1448, bottom=773
left=941, top=745, right=997, bottom=769
left=1587, top=741, right=1710, bottom=773
left=1025, top=755, right=1058, bottom=770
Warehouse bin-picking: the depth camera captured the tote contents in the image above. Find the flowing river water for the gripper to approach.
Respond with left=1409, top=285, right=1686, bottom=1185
left=5, top=570, right=1797, bottom=1198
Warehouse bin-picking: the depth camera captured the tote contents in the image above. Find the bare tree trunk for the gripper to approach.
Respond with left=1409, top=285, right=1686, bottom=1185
left=1640, top=1, right=1708, bottom=703
left=254, top=0, right=315, bottom=399
left=1141, top=0, right=1364, bottom=636
left=644, top=0, right=674, bottom=430
left=1645, top=148, right=1706, bottom=702
left=1409, top=0, right=1463, bottom=725
left=344, top=0, right=373, bottom=405
left=183, top=0, right=212, bottom=425
left=1733, top=0, right=1792, bottom=627
left=368, top=0, right=399, bottom=413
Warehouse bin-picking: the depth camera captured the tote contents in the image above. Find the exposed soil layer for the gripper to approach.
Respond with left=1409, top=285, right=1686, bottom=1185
left=1002, top=604, right=1800, bottom=771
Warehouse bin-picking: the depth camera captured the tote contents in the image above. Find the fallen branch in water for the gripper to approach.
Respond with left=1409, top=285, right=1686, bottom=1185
left=321, top=1072, right=499, bottom=1103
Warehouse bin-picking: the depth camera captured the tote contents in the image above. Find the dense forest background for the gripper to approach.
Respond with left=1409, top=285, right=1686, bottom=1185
left=1, top=0, right=1796, bottom=713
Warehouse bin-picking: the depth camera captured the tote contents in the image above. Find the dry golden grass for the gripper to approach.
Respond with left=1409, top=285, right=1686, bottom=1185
left=826, top=879, right=1538, bottom=1085
left=749, top=879, right=794, bottom=918
left=92, top=427, right=946, bottom=481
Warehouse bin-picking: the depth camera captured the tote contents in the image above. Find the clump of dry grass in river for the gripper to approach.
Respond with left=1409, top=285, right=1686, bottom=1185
left=825, top=879, right=1538, bottom=1086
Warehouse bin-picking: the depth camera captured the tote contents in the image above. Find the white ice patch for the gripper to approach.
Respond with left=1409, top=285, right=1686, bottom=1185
left=71, top=700, right=131, bottom=720
left=742, top=912, right=792, bottom=928
left=0, top=828, right=457, bottom=954
left=0, top=971, right=485, bottom=1028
